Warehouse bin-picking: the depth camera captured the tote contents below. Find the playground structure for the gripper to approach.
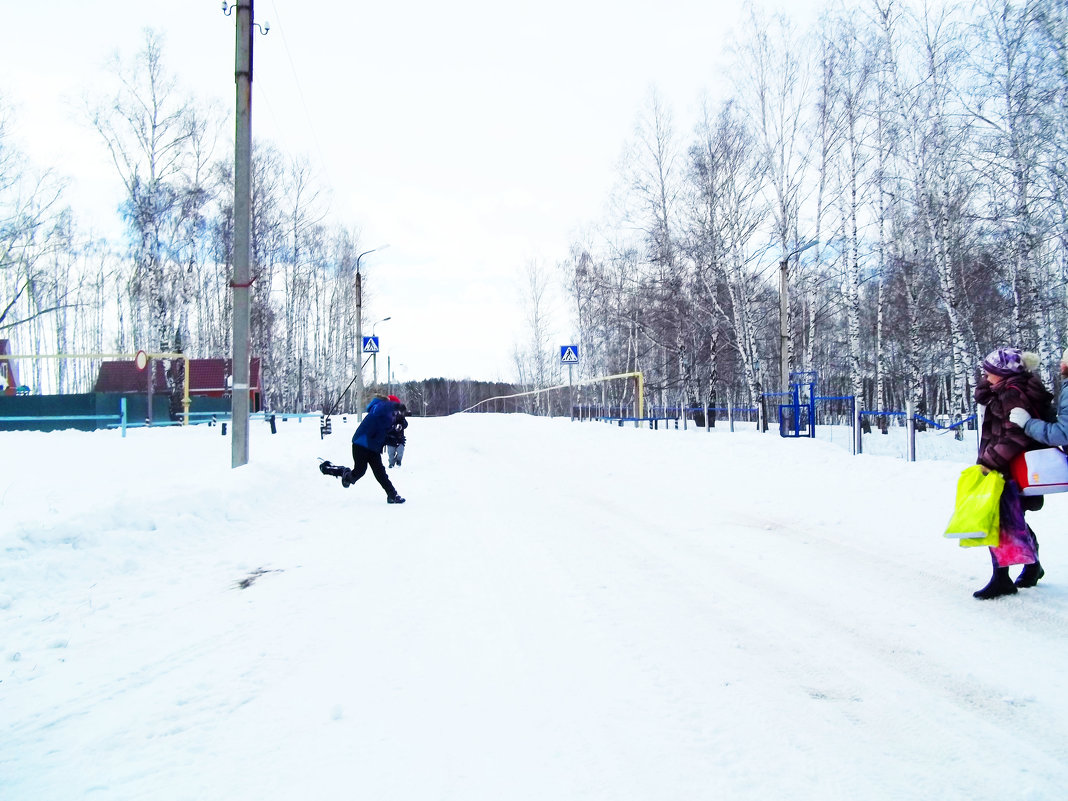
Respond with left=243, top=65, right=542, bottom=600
left=574, top=401, right=759, bottom=431
left=566, top=370, right=977, bottom=462
left=775, top=370, right=821, bottom=439
left=774, top=371, right=977, bottom=460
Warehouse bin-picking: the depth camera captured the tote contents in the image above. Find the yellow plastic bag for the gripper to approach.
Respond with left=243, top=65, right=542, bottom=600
left=944, top=465, right=1003, bottom=548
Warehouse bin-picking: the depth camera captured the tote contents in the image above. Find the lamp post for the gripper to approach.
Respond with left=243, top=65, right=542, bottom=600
left=354, top=245, right=389, bottom=418
left=389, top=361, right=405, bottom=398
left=777, top=239, right=819, bottom=393
left=372, top=316, right=391, bottom=388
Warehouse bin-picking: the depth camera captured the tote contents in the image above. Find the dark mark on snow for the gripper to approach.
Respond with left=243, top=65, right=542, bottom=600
left=236, top=567, right=283, bottom=590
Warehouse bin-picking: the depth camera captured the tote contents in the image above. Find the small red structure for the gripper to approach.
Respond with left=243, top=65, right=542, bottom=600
left=93, top=357, right=262, bottom=411
left=185, top=358, right=262, bottom=401
left=94, top=360, right=169, bottom=393
left=0, top=340, right=19, bottom=395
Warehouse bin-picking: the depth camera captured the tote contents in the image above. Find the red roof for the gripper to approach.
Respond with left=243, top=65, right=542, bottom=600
left=187, top=359, right=262, bottom=393
left=93, top=358, right=261, bottom=395
left=94, top=361, right=169, bottom=393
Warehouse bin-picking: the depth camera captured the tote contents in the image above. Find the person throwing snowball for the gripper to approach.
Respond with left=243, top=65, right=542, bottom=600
left=320, top=394, right=405, bottom=504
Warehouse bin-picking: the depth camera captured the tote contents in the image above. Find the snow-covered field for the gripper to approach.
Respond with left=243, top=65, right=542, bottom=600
left=3, top=414, right=1067, bottom=800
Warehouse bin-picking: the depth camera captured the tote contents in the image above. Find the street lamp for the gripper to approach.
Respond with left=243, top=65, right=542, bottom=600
left=389, top=362, right=406, bottom=399
left=372, top=316, right=391, bottom=336
left=354, top=245, right=390, bottom=418
left=371, top=316, right=391, bottom=387
left=777, top=239, right=818, bottom=393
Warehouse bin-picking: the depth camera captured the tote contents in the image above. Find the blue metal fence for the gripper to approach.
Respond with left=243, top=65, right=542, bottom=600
left=2, top=398, right=130, bottom=436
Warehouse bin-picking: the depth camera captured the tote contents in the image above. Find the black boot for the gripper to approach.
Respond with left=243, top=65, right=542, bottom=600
left=1015, top=561, right=1045, bottom=588
left=974, top=566, right=1018, bottom=599
left=319, top=461, right=346, bottom=478
left=387, top=494, right=406, bottom=504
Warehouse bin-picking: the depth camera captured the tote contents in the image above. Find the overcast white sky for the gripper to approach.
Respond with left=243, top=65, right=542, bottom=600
left=2, top=0, right=826, bottom=381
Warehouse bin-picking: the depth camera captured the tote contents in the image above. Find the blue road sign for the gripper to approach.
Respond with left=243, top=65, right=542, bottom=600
left=362, top=336, right=380, bottom=353
left=560, top=345, right=579, bottom=364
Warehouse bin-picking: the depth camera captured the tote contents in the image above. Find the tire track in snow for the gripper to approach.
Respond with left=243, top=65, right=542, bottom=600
left=437, top=450, right=672, bottom=799
left=570, top=494, right=1068, bottom=792
left=445, top=449, right=829, bottom=796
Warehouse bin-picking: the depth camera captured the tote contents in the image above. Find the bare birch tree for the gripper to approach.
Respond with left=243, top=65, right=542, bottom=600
left=617, top=88, right=689, bottom=408
left=828, top=10, right=877, bottom=404
left=706, top=102, right=771, bottom=411
left=970, top=0, right=1060, bottom=383
left=89, top=29, right=196, bottom=355
left=736, top=7, right=811, bottom=391
left=517, top=259, right=556, bottom=415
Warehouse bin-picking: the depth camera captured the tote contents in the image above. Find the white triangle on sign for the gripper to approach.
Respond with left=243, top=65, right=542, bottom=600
left=562, top=347, right=578, bottom=362
left=364, top=339, right=379, bottom=352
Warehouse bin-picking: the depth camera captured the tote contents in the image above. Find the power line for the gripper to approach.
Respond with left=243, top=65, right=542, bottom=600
left=265, top=0, right=336, bottom=193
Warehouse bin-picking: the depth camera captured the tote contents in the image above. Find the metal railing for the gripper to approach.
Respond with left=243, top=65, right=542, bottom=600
left=1, top=398, right=130, bottom=437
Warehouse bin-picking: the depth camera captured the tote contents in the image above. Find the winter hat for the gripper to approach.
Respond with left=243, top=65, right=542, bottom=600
left=982, top=347, right=1038, bottom=376
left=1061, top=348, right=1068, bottom=367
left=387, top=394, right=400, bottom=403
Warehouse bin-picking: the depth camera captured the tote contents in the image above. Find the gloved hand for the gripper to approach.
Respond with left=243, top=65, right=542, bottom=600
left=1008, top=407, right=1031, bottom=428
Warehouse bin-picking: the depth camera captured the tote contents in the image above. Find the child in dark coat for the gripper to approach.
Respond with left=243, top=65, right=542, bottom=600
left=385, top=401, right=408, bottom=468
left=1010, top=347, right=1068, bottom=447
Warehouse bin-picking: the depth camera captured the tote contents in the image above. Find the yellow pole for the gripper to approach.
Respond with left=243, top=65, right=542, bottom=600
left=149, top=352, right=191, bottom=426
left=7, top=353, right=134, bottom=359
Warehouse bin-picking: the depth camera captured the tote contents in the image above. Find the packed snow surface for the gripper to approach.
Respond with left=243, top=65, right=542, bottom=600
left=3, top=414, right=1068, bottom=800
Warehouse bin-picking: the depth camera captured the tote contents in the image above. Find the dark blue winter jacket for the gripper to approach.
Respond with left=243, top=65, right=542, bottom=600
left=352, top=397, right=396, bottom=452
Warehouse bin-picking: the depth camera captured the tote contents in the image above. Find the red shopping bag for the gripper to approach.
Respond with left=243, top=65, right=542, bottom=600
left=1010, top=448, right=1068, bottom=495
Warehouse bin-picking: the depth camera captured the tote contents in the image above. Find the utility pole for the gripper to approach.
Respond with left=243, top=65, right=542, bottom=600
left=355, top=268, right=363, bottom=419
left=353, top=246, right=388, bottom=419
left=779, top=256, right=790, bottom=393
left=778, top=240, right=818, bottom=395
left=231, top=0, right=254, bottom=468
left=371, top=317, right=391, bottom=388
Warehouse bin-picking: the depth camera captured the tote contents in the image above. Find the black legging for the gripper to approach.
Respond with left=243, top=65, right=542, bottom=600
left=351, top=443, right=398, bottom=498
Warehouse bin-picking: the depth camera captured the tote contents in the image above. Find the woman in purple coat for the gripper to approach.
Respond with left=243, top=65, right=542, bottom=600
left=972, top=348, right=1053, bottom=598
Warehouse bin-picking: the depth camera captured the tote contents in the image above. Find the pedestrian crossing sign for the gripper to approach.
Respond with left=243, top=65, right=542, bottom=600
left=362, top=336, right=380, bottom=353
left=560, top=345, right=579, bottom=364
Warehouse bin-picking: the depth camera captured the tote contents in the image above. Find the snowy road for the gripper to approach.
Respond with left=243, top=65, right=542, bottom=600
left=3, top=414, right=1068, bottom=799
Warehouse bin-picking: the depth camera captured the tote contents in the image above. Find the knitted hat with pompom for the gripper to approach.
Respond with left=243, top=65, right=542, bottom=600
left=982, top=347, right=1039, bottom=376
